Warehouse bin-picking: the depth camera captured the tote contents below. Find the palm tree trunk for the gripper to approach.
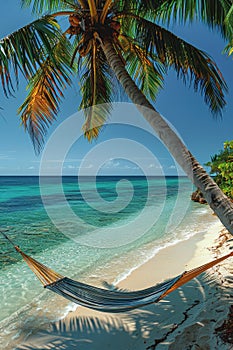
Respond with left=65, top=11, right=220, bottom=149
left=101, top=38, right=233, bottom=235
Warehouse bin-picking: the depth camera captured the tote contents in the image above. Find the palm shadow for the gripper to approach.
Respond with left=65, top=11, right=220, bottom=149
left=15, top=271, right=231, bottom=350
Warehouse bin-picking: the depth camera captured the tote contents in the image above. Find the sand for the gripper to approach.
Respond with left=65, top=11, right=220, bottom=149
left=16, top=218, right=233, bottom=350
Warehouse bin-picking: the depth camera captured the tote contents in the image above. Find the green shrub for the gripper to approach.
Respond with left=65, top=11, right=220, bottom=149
left=205, top=141, right=233, bottom=199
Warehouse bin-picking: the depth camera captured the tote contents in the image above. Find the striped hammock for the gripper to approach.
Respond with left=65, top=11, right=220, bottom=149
left=2, top=232, right=233, bottom=313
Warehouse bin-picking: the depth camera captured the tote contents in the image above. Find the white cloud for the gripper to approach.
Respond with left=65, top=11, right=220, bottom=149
left=103, top=159, right=141, bottom=170
left=148, top=163, right=162, bottom=169
left=148, top=163, right=155, bottom=168
left=113, top=161, right=120, bottom=168
left=83, top=164, right=93, bottom=169
left=103, top=160, right=120, bottom=168
left=123, top=164, right=139, bottom=170
left=28, top=166, right=35, bottom=170
left=0, top=154, right=15, bottom=160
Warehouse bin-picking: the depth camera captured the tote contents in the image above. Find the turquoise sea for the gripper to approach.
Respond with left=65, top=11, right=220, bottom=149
left=0, top=176, right=218, bottom=348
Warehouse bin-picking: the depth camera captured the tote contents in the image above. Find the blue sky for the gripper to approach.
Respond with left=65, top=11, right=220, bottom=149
left=0, top=1, right=232, bottom=176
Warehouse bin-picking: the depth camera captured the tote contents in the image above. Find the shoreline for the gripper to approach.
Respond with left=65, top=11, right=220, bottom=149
left=15, top=216, right=233, bottom=350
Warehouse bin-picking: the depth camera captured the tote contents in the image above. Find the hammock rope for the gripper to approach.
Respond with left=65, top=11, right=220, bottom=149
left=1, top=231, right=233, bottom=313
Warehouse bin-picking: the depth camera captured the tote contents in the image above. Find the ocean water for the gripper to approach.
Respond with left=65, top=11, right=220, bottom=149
left=0, top=176, right=218, bottom=348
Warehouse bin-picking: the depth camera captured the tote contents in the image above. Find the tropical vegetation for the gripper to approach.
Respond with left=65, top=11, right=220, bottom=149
left=206, top=141, right=233, bottom=200
left=1, top=0, right=233, bottom=234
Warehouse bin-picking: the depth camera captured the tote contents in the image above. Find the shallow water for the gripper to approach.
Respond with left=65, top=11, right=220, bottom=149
left=0, top=176, right=218, bottom=348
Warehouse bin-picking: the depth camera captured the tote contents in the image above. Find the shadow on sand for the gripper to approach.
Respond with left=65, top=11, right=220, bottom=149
left=15, top=271, right=232, bottom=350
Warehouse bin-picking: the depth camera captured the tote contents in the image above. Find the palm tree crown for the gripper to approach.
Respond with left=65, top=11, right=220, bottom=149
left=0, top=0, right=232, bottom=151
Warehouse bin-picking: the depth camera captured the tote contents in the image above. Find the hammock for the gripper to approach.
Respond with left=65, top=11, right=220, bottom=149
left=2, top=232, right=233, bottom=313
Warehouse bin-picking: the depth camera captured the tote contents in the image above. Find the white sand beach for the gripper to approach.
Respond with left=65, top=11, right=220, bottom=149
left=15, top=218, right=233, bottom=350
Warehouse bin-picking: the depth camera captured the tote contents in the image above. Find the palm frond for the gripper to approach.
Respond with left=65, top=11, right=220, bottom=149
left=100, top=0, right=114, bottom=24
left=224, top=40, right=233, bottom=56
left=115, top=1, right=232, bottom=42
left=113, top=0, right=146, bottom=14
left=87, top=0, right=98, bottom=23
left=21, top=0, right=79, bottom=14
left=223, top=4, right=233, bottom=45
left=0, top=16, right=61, bottom=96
left=118, top=36, right=165, bottom=101
left=114, top=1, right=233, bottom=56
left=18, top=37, right=74, bottom=153
left=120, top=15, right=227, bottom=116
left=79, top=45, right=114, bottom=141
left=224, top=4, right=233, bottom=28
left=146, top=0, right=233, bottom=39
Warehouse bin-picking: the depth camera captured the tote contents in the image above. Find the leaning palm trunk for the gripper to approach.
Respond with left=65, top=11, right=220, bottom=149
left=101, top=39, right=233, bottom=235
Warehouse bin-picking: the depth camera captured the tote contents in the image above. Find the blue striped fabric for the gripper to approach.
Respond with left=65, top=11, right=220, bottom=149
left=45, top=274, right=182, bottom=312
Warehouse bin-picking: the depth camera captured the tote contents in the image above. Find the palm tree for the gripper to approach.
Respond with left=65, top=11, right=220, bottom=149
left=159, top=0, right=233, bottom=56
left=1, top=0, right=233, bottom=234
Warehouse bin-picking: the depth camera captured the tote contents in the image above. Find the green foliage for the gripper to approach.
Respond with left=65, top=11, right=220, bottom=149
left=156, top=0, right=233, bottom=39
left=0, top=1, right=232, bottom=151
left=21, top=0, right=77, bottom=14
left=205, top=141, right=233, bottom=199
left=18, top=36, right=74, bottom=152
left=79, top=47, right=114, bottom=140
left=119, top=14, right=227, bottom=116
left=0, top=16, right=61, bottom=96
